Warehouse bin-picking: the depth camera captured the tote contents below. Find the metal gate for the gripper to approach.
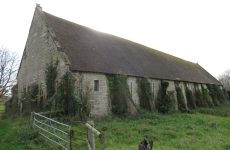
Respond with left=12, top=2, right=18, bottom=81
left=31, top=112, right=71, bottom=150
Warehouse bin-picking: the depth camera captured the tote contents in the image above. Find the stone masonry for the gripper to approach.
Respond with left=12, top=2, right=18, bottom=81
left=17, top=7, right=69, bottom=109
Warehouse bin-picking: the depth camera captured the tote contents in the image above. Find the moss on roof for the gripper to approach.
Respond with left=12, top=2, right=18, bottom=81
left=43, top=11, right=221, bottom=85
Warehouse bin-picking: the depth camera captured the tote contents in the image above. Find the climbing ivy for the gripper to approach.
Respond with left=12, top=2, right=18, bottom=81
left=45, top=59, right=59, bottom=100
left=136, top=77, right=157, bottom=112
left=206, top=84, right=220, bottom=106
left=201, top=85, right=214, bottom=108
left=46, top=72, right=78, bottom=116
left=106, top=73, right=136, bottom=115
left=175, top=83, right=186, bottom=111
left=156, top=81, right=173, bottom=114
left=184, top=83, right=196, bottom=109
left=213, top=84, right=226, bottom=103
left=194, top=84, right=203, bottom=107
left=223, top=88, right=229, bottom=101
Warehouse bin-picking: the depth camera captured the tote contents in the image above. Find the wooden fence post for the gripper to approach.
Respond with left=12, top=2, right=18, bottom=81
left=100, top=132, right=106, bottom=150
left=87, top=121, right=95, bottom=150
left=30, top=112, right=34, bottom=130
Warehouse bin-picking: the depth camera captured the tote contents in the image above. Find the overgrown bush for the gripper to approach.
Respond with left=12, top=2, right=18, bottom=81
left=136, top=77, right=157, bottom=112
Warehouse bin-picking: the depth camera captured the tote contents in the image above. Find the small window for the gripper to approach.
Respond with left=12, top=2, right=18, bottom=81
left=94, top=80, right=99, bottom=91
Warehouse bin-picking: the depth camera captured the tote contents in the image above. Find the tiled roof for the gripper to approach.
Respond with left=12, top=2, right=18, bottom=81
left=43, top=12, right=221, bottom=85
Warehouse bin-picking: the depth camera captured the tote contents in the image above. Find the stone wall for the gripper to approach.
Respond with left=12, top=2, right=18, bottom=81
left=73, top=72, right=110, bottom=117
left=165, top=80, right=178, bottom=110
left=17, top=8, right=69, bottom=109
left=127, top=77, right=139, bottom=105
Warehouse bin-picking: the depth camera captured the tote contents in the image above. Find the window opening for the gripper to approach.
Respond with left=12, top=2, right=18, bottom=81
left=94, top=80, right=99, bottom=91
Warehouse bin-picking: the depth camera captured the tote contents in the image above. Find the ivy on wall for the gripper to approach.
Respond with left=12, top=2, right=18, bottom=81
left=136, top=77, right=157, bottom=113
left=206, top=84, right=220, bottom=106
left=194, top=84, right=203, bottom=107
left=20, top=84, right=39, bottom=113
left=156, top=81, right=174, bottom=114
left=201, top=85, right=215, bottom=108
left=213, top=84, right=227, bottom=103
left=45, top=59, right=58, bottom=100
left=223, top=88, right=229, bottom=101
left=45, top=60, right=91, bottom=117
left=175, top=83, right=186, bottom=111
left=184, top=83, right=196, bottom=109
left=106, top=73, right=136, bottom=115
left=46, top=72, right=91, bottom=117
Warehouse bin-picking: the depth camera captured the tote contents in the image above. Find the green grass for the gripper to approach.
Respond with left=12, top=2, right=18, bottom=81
left=0, top=102, right=4, bottom=111
left=0, top=102, right=5, bottom=117
left=2, top=104, right=230, bottom=149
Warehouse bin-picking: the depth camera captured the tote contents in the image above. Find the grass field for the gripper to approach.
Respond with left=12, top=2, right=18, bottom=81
left=0, top=102, right=5, bottom=116
left=1, top=104, right=230, bottom=150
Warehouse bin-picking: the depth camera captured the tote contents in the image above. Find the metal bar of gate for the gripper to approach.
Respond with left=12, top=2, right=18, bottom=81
left=34, top=118, right=68, bottom=135
left=34, top=113, right=69, bottom=127
left=34, top=124, right=67, bottom=142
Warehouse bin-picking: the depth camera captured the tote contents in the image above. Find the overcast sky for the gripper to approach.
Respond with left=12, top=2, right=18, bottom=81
left=0, top=0, right=229, bottom=78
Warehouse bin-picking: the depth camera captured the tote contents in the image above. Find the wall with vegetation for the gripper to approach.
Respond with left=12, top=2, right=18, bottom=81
left=165, top=80, right=178, bottom=110
left=17, top=8, right=70, bottom=109
left=178, top=82, right=188, bottom=109
left=73, top=72, right=110, bottom=117
left=127, top=77, right=139, bottom=105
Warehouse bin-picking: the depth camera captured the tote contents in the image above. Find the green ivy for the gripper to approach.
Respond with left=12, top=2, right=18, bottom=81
left=206, top=84, right=220, bottom=106
left=184, top=83, right=196, bottom=109
left=175, top=84, right=186, bottom=111
left=194, top=84, right=203, bottom=107
left=45, top=59, right=59, bottom=100
left=136, top=77, right=157, bottom=112
left=223, top=88, right=229, bottom=101
left=106, top=73, right=136, bottom=115
left=201, top=85, right=214, bottom=108
left=46, top=73, right=77, bottom=116
left=156, top=81, right=173, bottom=114
left=213, top=84, right=226, bottom=103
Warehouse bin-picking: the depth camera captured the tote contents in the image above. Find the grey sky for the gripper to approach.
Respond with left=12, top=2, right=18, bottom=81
left=0, top=0, right=229, bottom=78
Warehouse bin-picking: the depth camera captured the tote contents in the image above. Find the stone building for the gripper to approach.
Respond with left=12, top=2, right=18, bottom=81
left=17, top=5, right=221, bottom=116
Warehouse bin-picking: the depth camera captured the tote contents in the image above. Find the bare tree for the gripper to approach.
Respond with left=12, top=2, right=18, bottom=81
left=218, top=69, right=230, bottom=87
left=0, top=46, right=19, bottom=97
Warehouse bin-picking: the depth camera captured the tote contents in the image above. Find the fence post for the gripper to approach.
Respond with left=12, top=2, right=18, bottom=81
left=67, top=125, right=71, bottom=150
left=30, top=112, right=34, bottom=130
left=87, top=121, right=95, bottom=150
left=100, top=132, right=106, bottom=150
